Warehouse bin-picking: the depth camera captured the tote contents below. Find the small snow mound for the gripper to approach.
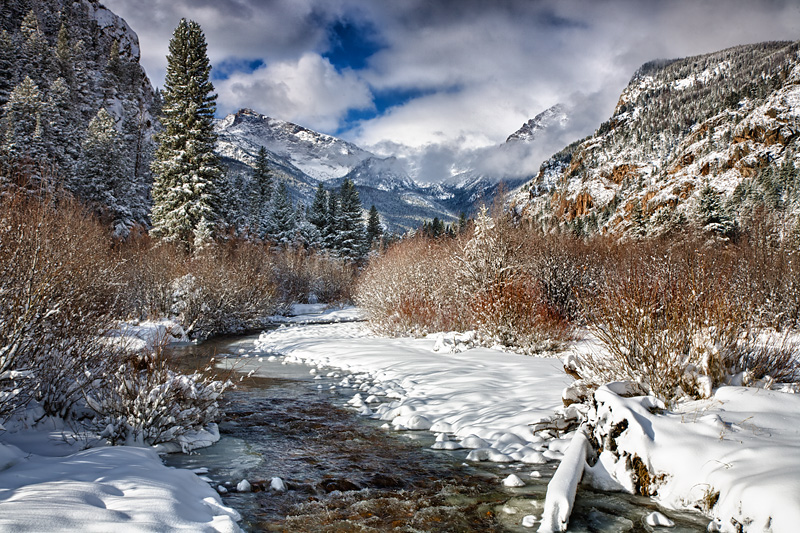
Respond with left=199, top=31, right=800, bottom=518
left=404, top=414, right=432, bottom=430
left=431, top=433, right=463, bottom=450
left=520, top=450, right=548, bottom=465
left=460, top=435, right=490, bottom=449
left=503, top=474, right=526, bottom=487
left=466, top=448, right=514, bottom=463
left=644, top=511, right=674, bottom=527
left=236, top=479, right=251, bottom=492
left=270, top=477, right=287, bottom=492
left=522, top=515, right=537, bottom=528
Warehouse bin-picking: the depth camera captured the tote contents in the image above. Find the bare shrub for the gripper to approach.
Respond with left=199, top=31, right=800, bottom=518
left=117, top=232, right=188, bottom=320
left=470, top=275, right=572, bottom=353
left=574, top=238, right=798, bottom=401
left=358, top=209, right=578, bottom=352
left=176, top=241, right=279, bottom=339
left=732, top=208, right=800, bottom=330
left=86, top=341, right=231, bottom=448
left=0, top=192, right=121, bottom=418
left=356, top=236, right=468, bottom=335
left=271, top=248, right=357, bottom=309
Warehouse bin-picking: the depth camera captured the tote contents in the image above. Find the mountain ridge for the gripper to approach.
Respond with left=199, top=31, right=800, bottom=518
left=511, top=40, right=800, bottom=238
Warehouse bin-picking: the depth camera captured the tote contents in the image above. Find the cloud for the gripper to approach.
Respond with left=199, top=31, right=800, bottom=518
left=215, top=53, right=373, bottom=131
left=102, top=0, right=800, bottom=182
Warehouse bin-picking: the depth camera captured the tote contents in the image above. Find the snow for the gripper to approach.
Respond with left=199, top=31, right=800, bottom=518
left=251, top=309, right=800, bottom=531
left=107, top=319, right=189, bottom=353
left=269, top=303, right=364, bottom=325
left=253, top=320, right=573, bottom=452
left=588, top=385, right=800, bottom=532
left=538, top=430, right=591, bottom=532
left=0, top=443, right=240, bottom=531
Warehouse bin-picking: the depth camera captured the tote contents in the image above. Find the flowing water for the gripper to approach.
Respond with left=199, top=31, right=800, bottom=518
left=163, top=331, right=709, bottom=532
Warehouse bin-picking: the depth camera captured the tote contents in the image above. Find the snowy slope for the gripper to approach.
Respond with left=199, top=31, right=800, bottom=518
left=215, top=109, right=372, bottom=182
left=512, top=41, right=800, bottom=237
left=215, top=105, right=570, bottom=231
left=506, top=104, right=569, bottom=144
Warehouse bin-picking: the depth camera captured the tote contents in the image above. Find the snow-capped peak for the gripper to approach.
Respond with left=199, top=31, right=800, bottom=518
left=506, top=104, right=569, bottom=144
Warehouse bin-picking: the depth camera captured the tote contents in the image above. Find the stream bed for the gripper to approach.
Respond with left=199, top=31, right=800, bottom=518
left=164, top=332, right=709, bottom=532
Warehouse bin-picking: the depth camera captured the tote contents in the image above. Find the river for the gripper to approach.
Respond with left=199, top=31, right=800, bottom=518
left=164, top=330, right=709, bottom=532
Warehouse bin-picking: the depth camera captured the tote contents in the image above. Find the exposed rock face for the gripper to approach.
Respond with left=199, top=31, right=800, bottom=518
left=506, top=104, right=569, bottom=144
left=1, top=0, right=158, bottom=231
left=512, top=41, right=800, bottom=237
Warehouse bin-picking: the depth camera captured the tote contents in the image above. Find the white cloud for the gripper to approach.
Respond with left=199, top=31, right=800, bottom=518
left=102, top=0, right=800, bottom=182
left=215, top=53, right=374, bottom=132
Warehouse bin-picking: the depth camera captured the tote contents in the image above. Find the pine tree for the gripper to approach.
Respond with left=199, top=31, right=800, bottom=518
left=324, top=189, right=340, bottom=251
left=47, top=76, right=78, bottom=181
left=697, top=181, right=733, bottom=237
left=307, top=182, right=328, bottom=232
left=77, top=108, right=133, bottom=235
left=55, top=23, right=74, bottom=87
left=249, top=146, right=273, bottom=237
left=2, top=76, right=47, bottom=166
left=150, top=19, right=223, bottom=252
left=295, top=203, right=321, bottom=248
left=267, top=181, right=296, bottom=245
left=365, top=204, right=383, bottom=251
left=336, top=178, right=367, bottom=260
left=19, top=10, right=52, bottom=88
left=0, top=30, right=15, bottom=108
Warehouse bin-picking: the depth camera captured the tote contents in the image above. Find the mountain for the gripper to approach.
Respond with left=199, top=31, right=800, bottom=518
left=511, top=41, right=800, bottom=238
left=214, top=107, right=567, bottom=233
left=506, top=104, right=569, bottom=143
left=0, top=0, right=158, bottom=234
left=215, top=108, right=372, bottom=182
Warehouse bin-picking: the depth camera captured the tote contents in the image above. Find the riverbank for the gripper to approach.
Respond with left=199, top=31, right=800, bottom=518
left=253, top=315, right=800, bottom=532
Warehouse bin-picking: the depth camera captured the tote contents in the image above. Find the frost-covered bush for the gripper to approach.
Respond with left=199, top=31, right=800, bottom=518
left=175, top=242, right=279, bottom=339
left=470, top=275, right=572, bottom=353
left=357, top=209, right=577, bottom=351
left=0, top=192, right=120, bottom=419
left=356, top=235, right=468, bottom=335
left=457, top=208, right=573, bottom=352
left=577, top=240, right=799, bottom=402
left=86, top=345, right=230, bottom=448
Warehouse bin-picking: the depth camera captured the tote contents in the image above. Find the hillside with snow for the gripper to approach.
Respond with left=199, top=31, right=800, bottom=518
left=214, top=107, right=562, bottom=232
left=512, top=41, right=800, bottom=238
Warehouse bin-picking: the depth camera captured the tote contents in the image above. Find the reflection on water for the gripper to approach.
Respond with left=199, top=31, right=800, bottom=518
left=164, top=333, right=708, bottom=532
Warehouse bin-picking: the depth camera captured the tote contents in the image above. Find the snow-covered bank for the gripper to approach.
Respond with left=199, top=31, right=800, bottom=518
left=589, top=385, right=800, bottom=533
left=255, top=321, right=573, bottom=457
left=254, top=316, right=800, bottom=531
left=0, top=440, right=241, bottom=531
left=0, top=317, right=241, bottom=531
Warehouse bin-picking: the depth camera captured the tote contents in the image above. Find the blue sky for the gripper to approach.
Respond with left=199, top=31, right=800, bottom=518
left=105, top=0, right=800, bottom=170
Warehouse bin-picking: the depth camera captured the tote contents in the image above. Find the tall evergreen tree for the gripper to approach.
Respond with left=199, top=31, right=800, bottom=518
left=267, top=181, right=296, bottom=245
left=77, top=108, right=133, bottom=235
left=150, top=19, right=223, bottom=252
left=324, top=189, right=340, bottom=251
left=365, top=204, right=383, bottom=251
left=249, top=146, right=273, bottom=237
left=2, top=76, right=46, bottom=165
left=336, top=179, right=367, bottom=260
left=697, top=181, right=733, bottom=237
left=19, top=10, right=52, bottom=88
left=307, top=182, right=328, bottom=232
left=0, top=30, right=15, bottom=108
